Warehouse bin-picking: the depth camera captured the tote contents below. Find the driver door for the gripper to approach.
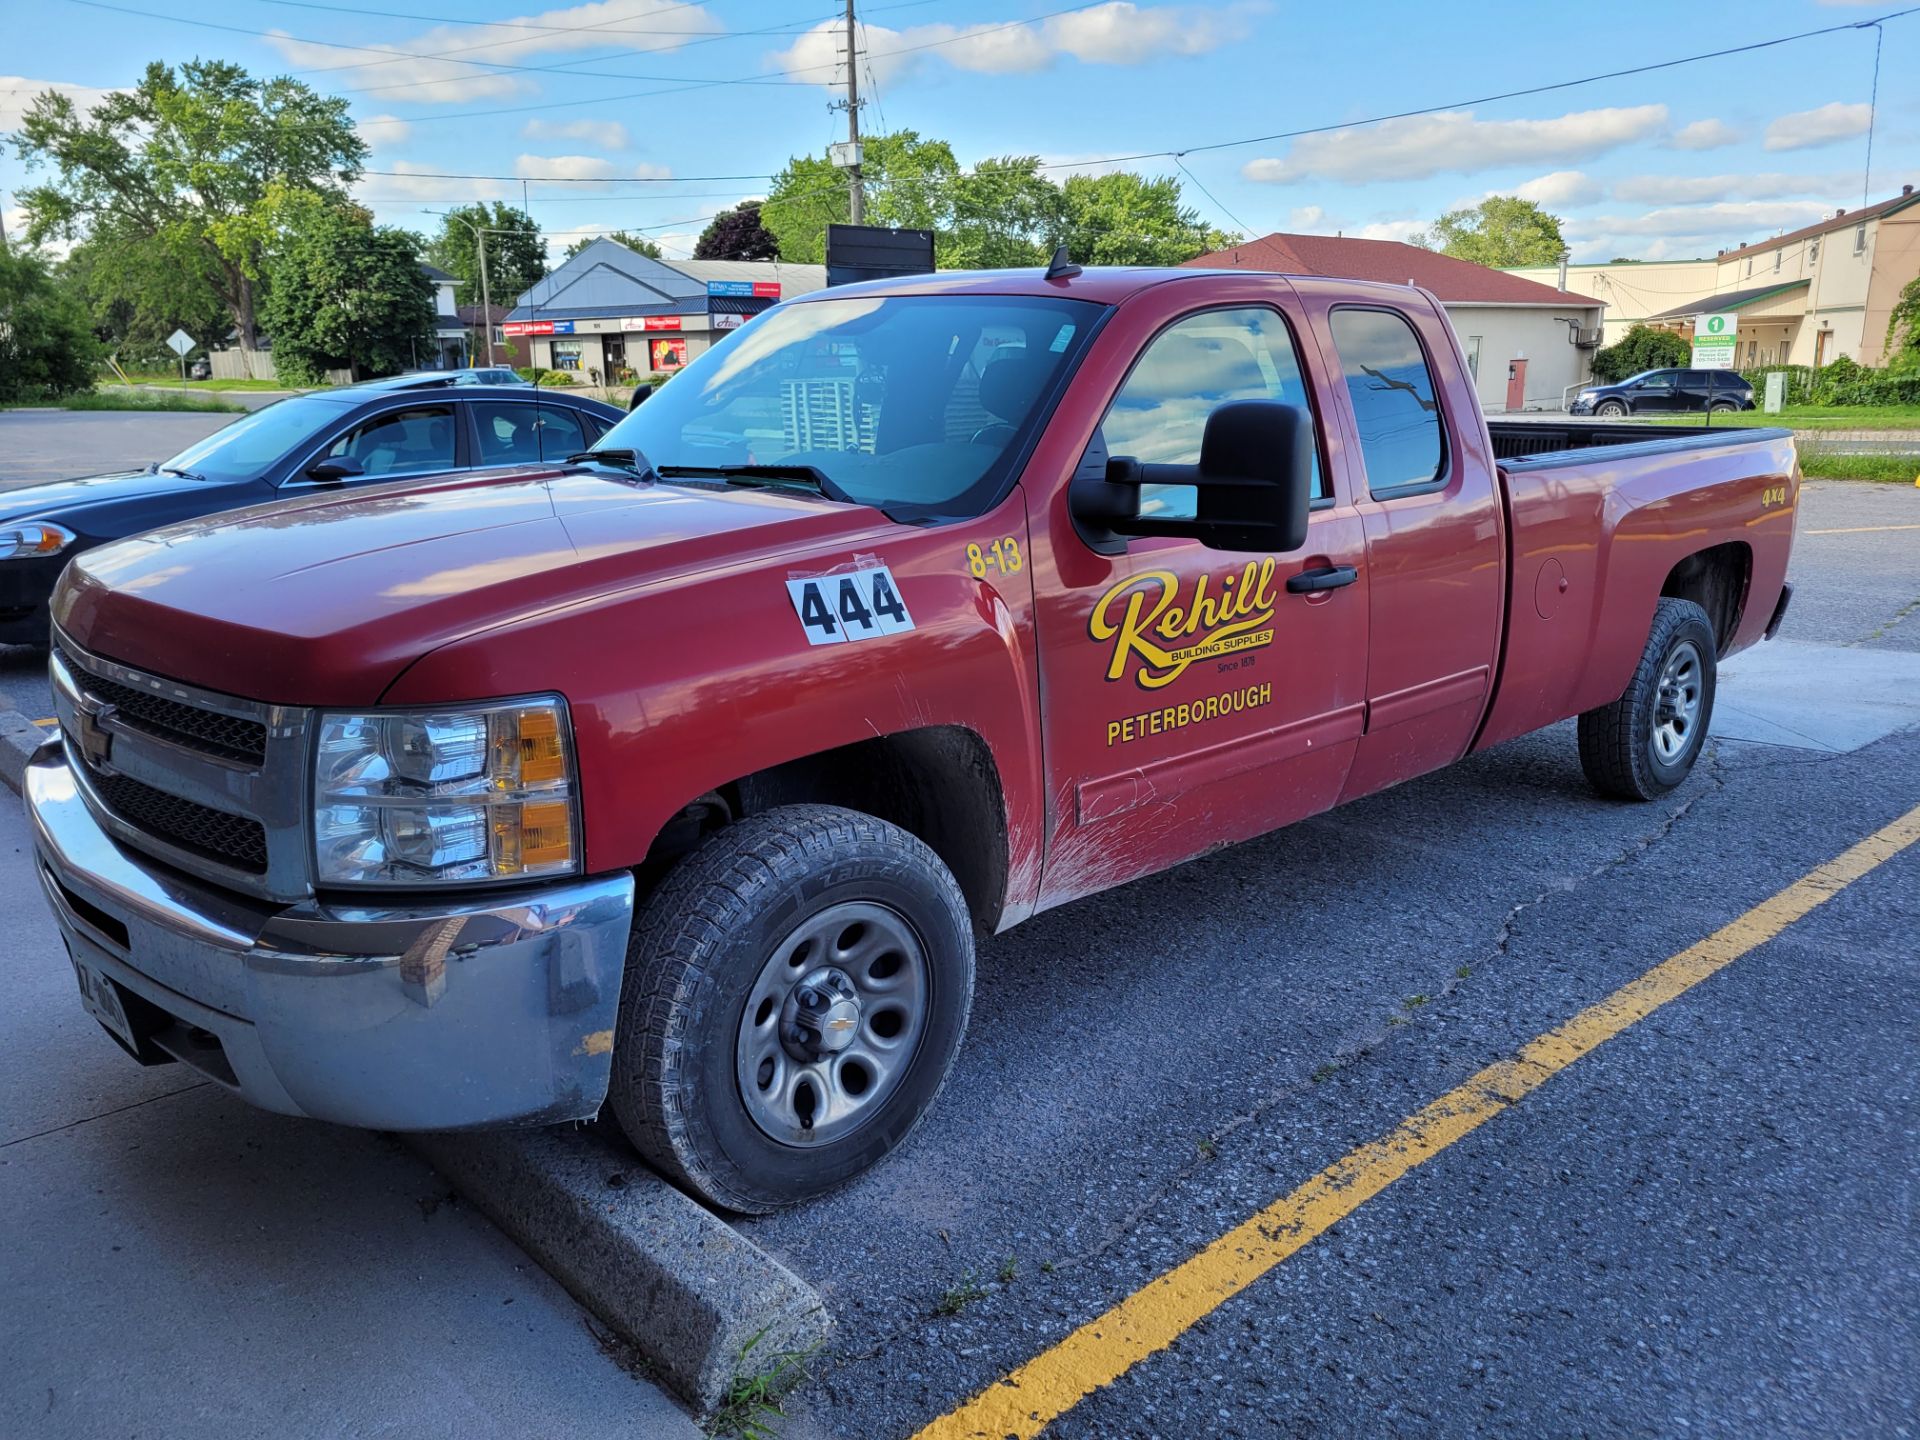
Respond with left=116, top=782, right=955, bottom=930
left=1027, top=292, right=1369, bottom=912
left=283, top=401, right=468, bottom=490
left=1631, top=372, right=1678, bottom=413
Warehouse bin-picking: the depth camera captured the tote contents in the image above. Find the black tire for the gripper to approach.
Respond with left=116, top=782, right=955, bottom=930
left=1578, top=597, right=1718, bottom=801
left=1595, top=399, right=1628, bottom=417
left=607, top=805, right=975, bottom=1213
left=1709, top=400, right=1736, bottom=413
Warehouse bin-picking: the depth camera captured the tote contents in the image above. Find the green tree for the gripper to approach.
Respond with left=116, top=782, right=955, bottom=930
left=63, top=223, right=229, bottom=364
left=12, top=60, right=365, bottom=354
left=1886, top=275, right=1920, bottom=370
left=261, top=196, right=433, bottom=384
left=945, top=157, right=1060, bottom=269
left=693, top=202, right=779, bottom=260
left=1423, top=196, right=1567, bottom=268
left=761, top=131, right=960, bottom=264
left=0, top=247, right=103, bottom=400
left=425, top=203, right=547, bottom=306
left=1056, top=172, right=1236, bottom=266
left=1590, top=324, right=1691, bottom=384
left=562, top=230, right=662, bottom=261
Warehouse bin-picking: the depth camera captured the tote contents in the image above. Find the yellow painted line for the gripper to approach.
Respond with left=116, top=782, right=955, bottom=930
left=917, top=802, right=1920, bottom=1440
left=1805, top=523, right=1920, bottom=535
left=33, top=717, right=57, bottom=727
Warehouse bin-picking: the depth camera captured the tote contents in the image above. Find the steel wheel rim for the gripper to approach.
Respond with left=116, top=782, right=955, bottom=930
left=1652, top=639, right=1704, bottom=763
left=735, top=900, right=930, bottom=1148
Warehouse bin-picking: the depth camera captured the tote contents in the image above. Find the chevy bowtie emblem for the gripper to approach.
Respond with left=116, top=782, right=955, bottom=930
left=74, top=694, right=117, bottom=774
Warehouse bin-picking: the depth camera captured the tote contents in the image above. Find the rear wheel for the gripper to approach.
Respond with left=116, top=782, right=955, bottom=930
left=1578, top=597, right=1718, bottom=800
left=1595, top=399, right=1628, bottom=417
left=607, top=805, right=975, bottom=1213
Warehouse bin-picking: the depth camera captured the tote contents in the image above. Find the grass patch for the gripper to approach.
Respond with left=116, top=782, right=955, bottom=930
left=5, top=390, right=246, bottom=414
left=1641, top=405, right=1920, bottom=432
left=933, top=1272, right=988, bottom=1317
left=707, top=1328, right=815, bottom=1440
left=1798, top=451, right=1920, bottom=483
left=115, top=372, right=295, bottom=393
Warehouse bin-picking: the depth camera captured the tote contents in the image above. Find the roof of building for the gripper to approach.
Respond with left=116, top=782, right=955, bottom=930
left=1181, top=233, right=1603, bottom=307
left=420, top=262, right=458, bottom=284
left=505, top=239, right=827, bottom=321
left=1717, top=185, right=1917, bottom=263
left=457, top=302, right=512, bottom=325
left=1646, top=277, right=1810, bottom=321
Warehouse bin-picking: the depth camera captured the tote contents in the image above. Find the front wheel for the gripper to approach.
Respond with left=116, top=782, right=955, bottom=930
left=607, top=805, right=975, bottom=1213
left=1709, top=400, right=1736, bottom=413
left=1595, top=399, right=1628, bottom=417
left=1578, top=597, right=1718, bottom=800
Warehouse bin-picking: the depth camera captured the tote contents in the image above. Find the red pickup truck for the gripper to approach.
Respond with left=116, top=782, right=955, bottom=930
left=28, top=266, right=1797, bottom=1212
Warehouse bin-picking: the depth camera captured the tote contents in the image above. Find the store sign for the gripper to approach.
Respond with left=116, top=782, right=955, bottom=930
left=712, top=313, right=745, bottom=330
left=706, top=280, right=781, bottom=298
left=1691, top=312, right=1738, bottom=370
left=501, top=320, right=573, bottom=336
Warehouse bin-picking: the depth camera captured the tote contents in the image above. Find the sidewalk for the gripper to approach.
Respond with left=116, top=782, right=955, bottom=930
left=0, top=800, right=699, bottom=1440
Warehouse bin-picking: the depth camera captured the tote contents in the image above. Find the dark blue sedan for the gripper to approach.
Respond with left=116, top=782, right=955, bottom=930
left=0, top=381, right=622, bottom=646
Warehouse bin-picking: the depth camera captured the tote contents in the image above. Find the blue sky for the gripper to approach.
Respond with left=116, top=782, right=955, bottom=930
left=4, top=0, right=1916, bottom=267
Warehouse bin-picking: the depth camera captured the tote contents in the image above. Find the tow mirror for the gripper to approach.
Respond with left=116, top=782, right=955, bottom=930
left=627, top=383, right=653, bottom=412
left=1071, top=400, right=1313, bottom=555
left=305, top=457, right=364, bottom=484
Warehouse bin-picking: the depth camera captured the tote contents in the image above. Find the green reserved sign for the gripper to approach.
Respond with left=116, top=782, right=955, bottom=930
left=1692, top=311, right=1739, bottom=369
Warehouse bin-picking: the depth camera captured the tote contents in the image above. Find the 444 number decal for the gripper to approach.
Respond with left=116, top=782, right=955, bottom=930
left=785, top=566, right=915, bottom=646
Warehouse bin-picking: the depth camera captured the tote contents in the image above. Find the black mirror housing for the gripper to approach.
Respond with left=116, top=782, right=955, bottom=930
left=1071, top=400, right=1314, bottom=555
left=627, top=383, right=654, bottom=412
left=306, top=457, right=364, bottom=483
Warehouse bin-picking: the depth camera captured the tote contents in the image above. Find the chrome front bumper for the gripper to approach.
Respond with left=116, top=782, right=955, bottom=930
left=25, top=740, right=635, bottom=1130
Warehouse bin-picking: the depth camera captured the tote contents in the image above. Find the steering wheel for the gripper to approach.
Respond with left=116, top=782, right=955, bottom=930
left=970, top=422, right=1017, bottom=447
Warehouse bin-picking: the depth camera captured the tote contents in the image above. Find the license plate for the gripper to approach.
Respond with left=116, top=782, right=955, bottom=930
left=71, top=956, right=138, bottom=1052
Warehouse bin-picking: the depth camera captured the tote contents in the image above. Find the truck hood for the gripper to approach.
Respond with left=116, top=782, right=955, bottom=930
left=54, top=465, right=886, bottom=705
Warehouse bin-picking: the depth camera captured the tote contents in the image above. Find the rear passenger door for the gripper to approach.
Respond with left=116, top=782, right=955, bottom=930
left=1676, top=370, right=1715, bottom=412
left=1301, top=293, right=1505, bottom=802
left=469, top=400, right=591, bottom=468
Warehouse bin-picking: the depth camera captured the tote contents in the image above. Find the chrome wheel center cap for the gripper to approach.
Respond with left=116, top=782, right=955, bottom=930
left=782, top=967, right=862, bottom=1060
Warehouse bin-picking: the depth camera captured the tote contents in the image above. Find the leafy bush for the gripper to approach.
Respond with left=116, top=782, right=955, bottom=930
left=1591, top=324, right=1690, bottom=384
left=1804, top=354, right=1920, bottom=406
left=0, top=248, right=103, bottom=401
left=1739, top=364, right=1816, bottom=405
left=514, top=366, right=576, bottom=387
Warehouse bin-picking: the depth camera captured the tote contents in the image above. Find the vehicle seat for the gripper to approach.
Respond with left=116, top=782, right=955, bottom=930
left=972, top=353, right=1052, bottom=446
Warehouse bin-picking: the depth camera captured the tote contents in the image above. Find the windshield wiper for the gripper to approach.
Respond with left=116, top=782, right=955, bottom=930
left=158, top=465, right=208, bottom=481
left=567, top=448, right=659, bottom=482
left=654, top=463, right=853, bottom=505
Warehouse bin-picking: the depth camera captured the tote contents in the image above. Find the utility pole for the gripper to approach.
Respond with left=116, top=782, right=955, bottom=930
left=843, top=0, right=863, bottom=224
left=475, top=227, right=496, bottom=366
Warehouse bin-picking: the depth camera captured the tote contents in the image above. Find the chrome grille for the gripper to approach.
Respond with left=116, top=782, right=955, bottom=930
left=56, top=642, right=267, bottom=765
left=84, top=764, right=270, bottom=873
left=51, top=632, right=314, bottom=901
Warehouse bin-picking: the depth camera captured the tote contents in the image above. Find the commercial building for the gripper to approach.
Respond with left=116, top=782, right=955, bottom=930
left=502, top=240, right=828, bottom=380
left=1184, top=234, right=1606, bottom=412
left=1507, top=182, right=1919, bottom=368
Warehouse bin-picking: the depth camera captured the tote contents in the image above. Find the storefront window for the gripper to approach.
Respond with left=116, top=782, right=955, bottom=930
left=649, top=336, right=688, bottom=371
left=552, top=341, right=584, bottom=371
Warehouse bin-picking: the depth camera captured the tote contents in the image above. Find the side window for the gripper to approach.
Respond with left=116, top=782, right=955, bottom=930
left=473, top=402, right=588, bottom=465
left=325, top=405, right=456, bottom=478
left=1639, top=372, right=1676, bottom=391
left=1328, top=308, right=1445, bottom=496
left=1100, top=306, right=1325, bottom=519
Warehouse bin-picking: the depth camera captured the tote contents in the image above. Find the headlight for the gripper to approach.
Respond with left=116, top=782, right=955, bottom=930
left=0, top=522, right=76, bottom=560
left=313, top=697, right=579, bottom=887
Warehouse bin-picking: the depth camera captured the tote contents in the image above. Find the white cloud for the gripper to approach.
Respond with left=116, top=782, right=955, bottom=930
left=1610, top=171, right=1854, bottom=205
left=516, top=153, right=616, bottom=180
left=1565, top=199, right=1834, bottom=241
left=1242, top=105, right=1668, bottom=185
left=0, top=76, right=122, bottom=132
left=1764, top=102, right=1873, bottom=152
left=1665, top=118, right=1743, bottom=151
left=523, top=117, right=630, bottom=149
left=356, top=113, right=411, bottom=148
left=1284, top=205, right=1426, bottom=243
left=355, top=160, right=509, bottom=203
left=772, top=4, right=1246, bottom=87
left=630, top=161, right=672, bottom=180
left=1512, top=170, right=1604, bottom=207
left=265, top=0, right=723, bottom=105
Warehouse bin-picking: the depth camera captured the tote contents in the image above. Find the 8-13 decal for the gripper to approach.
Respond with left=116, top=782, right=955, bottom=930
left=785, top=565, right=915, bottom=646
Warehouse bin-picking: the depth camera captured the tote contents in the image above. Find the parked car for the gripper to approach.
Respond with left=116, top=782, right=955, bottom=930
left=1571, top=368, right=1755, bottom=416
left=187, top=358, right=212, bottom=381
left=0, top=383, right=620, bottom=647
left=393, top=367, right=533, bottom=388
left=29, top=267, right=1797, bottom=1213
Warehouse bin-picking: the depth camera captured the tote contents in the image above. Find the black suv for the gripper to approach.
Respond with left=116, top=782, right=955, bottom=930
left=1571, top=368, right=1755, bottom=417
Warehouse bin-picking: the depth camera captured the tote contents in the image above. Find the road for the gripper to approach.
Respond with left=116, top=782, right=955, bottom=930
left=0, top=408, right=240, bottom=495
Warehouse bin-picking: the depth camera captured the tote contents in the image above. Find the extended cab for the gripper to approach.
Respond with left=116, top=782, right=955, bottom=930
left=27, top=267, right=1798, bottom=1212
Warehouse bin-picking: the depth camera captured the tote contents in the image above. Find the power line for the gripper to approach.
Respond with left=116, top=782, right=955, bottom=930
left=1173, top=156, right=1254, bottom=239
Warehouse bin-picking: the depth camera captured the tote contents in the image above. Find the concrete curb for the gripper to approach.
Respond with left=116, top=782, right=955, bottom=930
left=0, top=694, right=43, bottom=794
left=407, top=1126, right=831, bottom=1413
left=0, top=708, right=833, bottom=1414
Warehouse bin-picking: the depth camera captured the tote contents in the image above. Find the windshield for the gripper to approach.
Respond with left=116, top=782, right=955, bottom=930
left=160, top=394, right=348, bottom=483
left=595, top=293, right=1104, bottom=520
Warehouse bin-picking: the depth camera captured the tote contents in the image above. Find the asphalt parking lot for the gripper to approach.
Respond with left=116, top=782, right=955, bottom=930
left=1, top=410, right=1915, bottom=1436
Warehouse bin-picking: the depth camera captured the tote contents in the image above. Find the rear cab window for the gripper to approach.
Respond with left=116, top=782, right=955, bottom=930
left=1327, top=308, right=1446, bottom=498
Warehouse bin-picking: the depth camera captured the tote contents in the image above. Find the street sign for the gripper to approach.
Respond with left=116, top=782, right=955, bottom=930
left=1692, top=312, right=1739, bottom=370
left=166, top=329, right=195, bottom=357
